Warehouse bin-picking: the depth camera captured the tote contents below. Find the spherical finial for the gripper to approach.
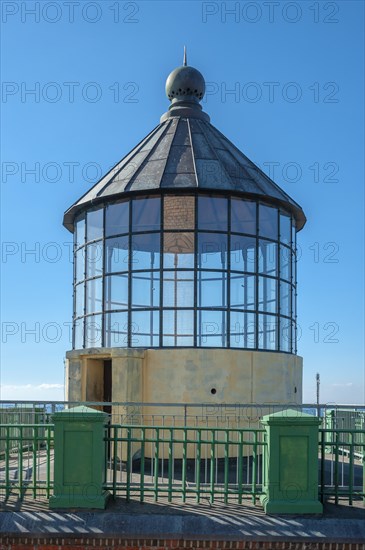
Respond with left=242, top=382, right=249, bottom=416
left=165, top=64, right=205, bottom=102
left=161, top=50, right=210, bottom=123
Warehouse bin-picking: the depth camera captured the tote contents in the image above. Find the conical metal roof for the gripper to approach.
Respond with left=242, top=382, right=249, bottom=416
left=63, top=58, right=306, bottom=231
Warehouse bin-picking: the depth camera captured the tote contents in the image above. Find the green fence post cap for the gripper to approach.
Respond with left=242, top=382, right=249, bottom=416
left=261, top=408, right=322, bottom=426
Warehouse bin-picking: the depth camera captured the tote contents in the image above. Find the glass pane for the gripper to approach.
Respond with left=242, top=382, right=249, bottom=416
left=85, top=314, right=102, bottom=348
left=259, top=276, right=277, bottom=313
left=259, top=204, right=278, bottom=239
left=105, top=274, right=128, bottom=311
left=163, top=310, right=194, bottom=346
left=75, top=215, right=85, bottom=248
left=132, top=272, right=160, bottom=308
left=198, top=233, right=228, bottom=269
left=87, top=208, right=103, bottom=242
left=280, top=319, right=292, bottom=352
left=280, top=213, right=291, bottom=245
left=230, top=311, right=255, bottom=348
left=198, top=271, right=227, bottom=308
left=86, top=242, right=103, bottom=279
left=132, top=196, right=160, bottom=232
left=75, top=283, right=84, bottom=318
left=163, top=232, right=194, bottom=268
left=259, top=240, right=277, bottom=275
left=230, top=274, right=255, bottom=310
left=198, top=196, right=228, bottom=231
left=131, top=310, right=159, bottom=346
left=104, top=311, right=128, bottom=347
left=163, top=271, right=194, bottom=307
left=197, top=310, right=227, bottom=347
left=258, top=314, right=277, bottom=350
left=86, top=277, right=103, bottom=314
left=280, top=281, right=291, bottom=317
left=105, top=201, right=129, bottom=237
left=280, top=246, right=291, bottom=281
left=105, top=236, right=129, bottom=273
left=230, top=236, right=256, bottom=272
left=231, top=199, right=256, bottom=234
left=75, top=247, right=85, bottom=282
left=131, top=233, right=160, bottom=270
left=164, top=195, right=195, bottom=230
left=74, top=318, right=84, bottom=349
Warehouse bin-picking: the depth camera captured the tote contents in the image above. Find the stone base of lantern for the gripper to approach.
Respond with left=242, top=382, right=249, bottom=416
left=65, top=347, right=302, bottom=459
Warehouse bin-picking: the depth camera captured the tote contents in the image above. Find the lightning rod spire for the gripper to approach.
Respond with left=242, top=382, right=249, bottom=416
left=183, top=46, right=187, bottom=66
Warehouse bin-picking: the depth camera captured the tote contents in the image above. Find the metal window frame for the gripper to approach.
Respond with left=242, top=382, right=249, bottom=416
left=72, top=192, right=298, bottom=354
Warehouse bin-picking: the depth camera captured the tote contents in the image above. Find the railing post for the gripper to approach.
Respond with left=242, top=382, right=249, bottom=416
left=49, top=405, right=110, bottom=509
left=260, top=408, right=323, bottom=514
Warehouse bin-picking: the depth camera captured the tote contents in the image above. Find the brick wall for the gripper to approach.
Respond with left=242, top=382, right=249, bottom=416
left=164, top=196, right=195, bottom=230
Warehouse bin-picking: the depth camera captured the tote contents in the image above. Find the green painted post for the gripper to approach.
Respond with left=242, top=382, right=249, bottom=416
left=260, top=409, right=323, bottom=514
left=49, top=405, right=110, bottom=510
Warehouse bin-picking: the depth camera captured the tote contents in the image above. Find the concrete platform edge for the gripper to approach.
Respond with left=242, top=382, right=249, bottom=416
left=0, top=512, right=364, bottom=542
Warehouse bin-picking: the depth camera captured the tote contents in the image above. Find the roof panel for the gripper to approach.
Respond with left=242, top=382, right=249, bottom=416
left=160, top=172, right=197, bottom=188
left=191, top=132, right=216, bottom=160
left=195, top=159, right=231, bottom=188
left=64, top=116, right=306, bottom=231
left=164, top=145, right=195, bottom=174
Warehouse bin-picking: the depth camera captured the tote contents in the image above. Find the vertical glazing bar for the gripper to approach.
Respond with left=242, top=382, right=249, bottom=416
left=196, top=430, right=201, bottom=503
left=101, top=206, right=106, bottom=346
left=349, top=432, right=354, bottom=505
left=224, top=430, right=229, bottom=504
left=32, top=426, right=37, bottom=499
left=126, top=427, right=132, bottom=502
left=276, top=209, right=280, bottom=351
left=227, top=196, right=231, bottom=348
left=182, top=428, right=187, bottom=503
left=168, top=428, right=173, bottom=503
left=255, top=203, right=259, bottom=350
left=210, top=430, right=215, bottom=504
left=161, top=196, right=165, bottom=348
left=140, top=427, right=145, bottom=502
left=194, top=194, right=198, bottom=347
left=127, top=200, right=132, bottom=347
left=154, top=428, right=159, bottom=502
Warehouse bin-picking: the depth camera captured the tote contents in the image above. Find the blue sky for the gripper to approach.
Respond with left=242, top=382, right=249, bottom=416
left=1, top=0, right=364, bottom=404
